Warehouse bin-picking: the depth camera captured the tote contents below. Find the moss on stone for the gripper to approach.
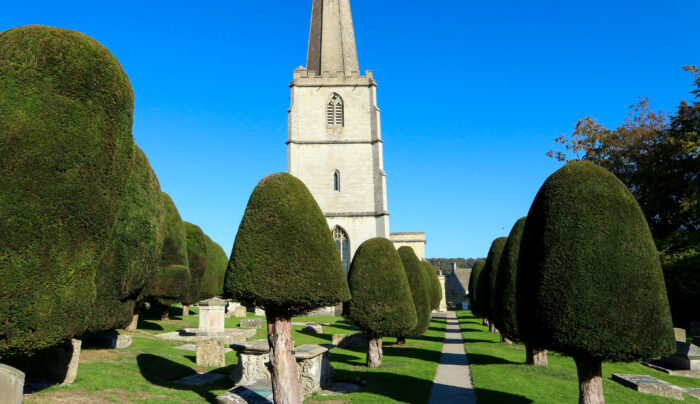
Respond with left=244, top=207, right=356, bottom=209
left=0, top=25, right=134, bottom=356
left=224, top=173, right=350, bottom=316
left=517, top=161, right=675, bottom=362
left=346, top=238, right=417, bottom=338
left=492, top=217, right=526, bottom=342
left=398, top=247, right=431, bottom=337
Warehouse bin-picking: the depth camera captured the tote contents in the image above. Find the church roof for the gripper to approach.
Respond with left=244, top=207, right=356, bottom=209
left=306, top=0, right=360, bottom=77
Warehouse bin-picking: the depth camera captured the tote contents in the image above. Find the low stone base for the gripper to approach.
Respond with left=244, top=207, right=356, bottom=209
left=41, top=339, right=81, bottom=384
left=612, top=374, right=684, bottom=400
left=240, top=318, right=264, bottom=329
left=197, top=336, right=227, bottom=368
left=332, top=333, right=367, bottom=349
left=0, top=364, right=24, bottom=404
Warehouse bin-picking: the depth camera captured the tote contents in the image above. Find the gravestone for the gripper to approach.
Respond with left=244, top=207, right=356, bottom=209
left=196, top=336, right=227, bottom=368
left=332, top=333, right=367, bottom=349
left=254, top=307, right=265, bottom=317
left=199, top=297, right=227, bottom=334
left=240, top=318, right=264, bottom=329
left=42, top=338, right=81, bottom=384
left=612, top=374, right=683, bottom=400
left=674, top=327, right=686, bottom=342
left=226, top=301, right=247, bottom=319
left=0, top=364, right=24, bottom=404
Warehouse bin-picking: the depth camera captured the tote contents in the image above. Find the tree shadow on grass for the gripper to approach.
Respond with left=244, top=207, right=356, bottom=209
left=475, top=388, right=534, bottom=403
left=466, top=353, right=519, bottom=365
left=136, top=353, right=226, bottom=404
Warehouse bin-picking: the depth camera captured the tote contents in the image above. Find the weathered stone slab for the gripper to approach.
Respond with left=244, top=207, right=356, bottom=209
left=240, top=318, right=264, bottom=329
left=332, top=333, right=367, bottom=349
left=302, top=323, right=323, bottom=334
left=612, top=374, right=683, bottom=400
left=176, top=371, right=226, bottom=386
left=684, top=388, right=700, bottom=400
left=675, top=327, right=687, bottom=342
left=199, top=298, right=227, bottom=334
left=197, top=336, right=227, bottom=368
left=0, top=364, right=24, bottom=404
left=217, top=382, right=273, bottom=404
left=42, top=338, right=81, bottom=384
left=641, top=361, right=700, bottom=378
left=156, top=328, right=255, bottom=344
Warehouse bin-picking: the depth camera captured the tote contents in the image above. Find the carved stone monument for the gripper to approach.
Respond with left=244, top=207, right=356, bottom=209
left=196, top=336, right=227, bottom=368
left=199, top=298, right=227, bottom=334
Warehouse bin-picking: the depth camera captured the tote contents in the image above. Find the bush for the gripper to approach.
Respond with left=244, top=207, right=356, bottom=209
left=200, top=234, right=229, bottom=299
left=347, top=238, right=417, bottom=338
left=146, top=192, right=191, bottom=304
left=474, top=238, right=507, bottom=321
left=182, top=222, right=208, bottom=306
left=468, top=260, right=486, bottom=316
left=0, top=25, right=134, bottom=356
left=517, top=161, right=674, bottom=402
left=658, top=232, right=700, bottom=326
left=398, top=247, right=431, bottom=337
left=89, top=146, right=164, bottom=332
left=224, top=173, right=350, bottom=315
left=422, top=261, right=442, bottom=311
left=492, top=217, right=526, bottom=342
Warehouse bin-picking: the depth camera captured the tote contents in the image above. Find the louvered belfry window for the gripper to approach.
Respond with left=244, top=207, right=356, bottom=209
left=326, top=94, right=344, bottom=127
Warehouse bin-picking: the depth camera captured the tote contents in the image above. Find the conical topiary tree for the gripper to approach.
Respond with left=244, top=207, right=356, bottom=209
left=200, top=234, right=229, bottom=299
left=90, top=146, right=165, bottom=332
left=517, top=161, right=675, bottom=404
left=396, top=247, right=431, bottom=343
left=0, top=25, right=134, bottom=356
left=347, top=238, right=417, bottom=367
left=181, top=222, right=208, bottom=316
left=144, top=192, right=191, bottom=323
left=225, top=173, right=350, bottom=404
left=422, top=261, right=442, bottom=311
left=468, top=260, right=485, bottom=315
left=493, top=217, right=547, bottom=365
left=479, top=237, right=507, bottom=333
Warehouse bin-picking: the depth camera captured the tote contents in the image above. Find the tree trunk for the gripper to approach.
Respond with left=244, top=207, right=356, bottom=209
left=125, top=313, right=139, bottom=331
left=482, top=318, right=490, bottom=326
left=525, top=345, right=548, bottom=366
left=489, top=322, right=499, bottom=334
left=501, top=335, right=513, bottom=344
left=396, top=336, right=406, bottom=345
left=574, top=356, right=604, bottom=404
left=366, top=336, right=383, bottom=367
left=161, top=306, right=169, bottom=321
left=267, top=312, right=300, bottom=404
left=182, top=305, right=190, bottom=316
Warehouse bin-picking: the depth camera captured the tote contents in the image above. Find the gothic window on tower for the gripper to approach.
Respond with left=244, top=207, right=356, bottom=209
left=326, top=94, right=344, bottom=128
left=333, top=170, right=341, bottom=192
left=333, top=226, right=350, bottom=275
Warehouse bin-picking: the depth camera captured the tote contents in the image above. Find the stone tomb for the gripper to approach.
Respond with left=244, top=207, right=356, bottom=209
left=199, top=297, right=227, bottom=334
left=196, top=336, right=227, bottom=368
left=612, top=374, right=684, bottom=400
left=661, top=342, right=700, bottom=371
left=0, top=364, right=24, bottom=404
left=240, top=318, right=264, bottom=329
left=226, top=301, right=247, bottom=318
left=226, top=340, right=334, bottom=399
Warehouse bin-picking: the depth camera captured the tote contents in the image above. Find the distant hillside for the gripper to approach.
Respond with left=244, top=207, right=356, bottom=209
left=427, top=258, right=481, bottom=274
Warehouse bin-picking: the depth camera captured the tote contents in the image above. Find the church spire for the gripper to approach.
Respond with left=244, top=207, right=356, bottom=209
left=306, top=0, right=360, bottom=77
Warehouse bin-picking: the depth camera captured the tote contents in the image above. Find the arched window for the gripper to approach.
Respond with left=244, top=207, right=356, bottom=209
left=333, top=170, right=340, bottom=192
left=326, top=93, right=344, bottom=127
left=333, top=226, right=350, bottom=275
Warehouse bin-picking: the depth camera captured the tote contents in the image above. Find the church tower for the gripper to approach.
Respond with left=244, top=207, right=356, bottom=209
left=288, top=0, right=390, bottom=274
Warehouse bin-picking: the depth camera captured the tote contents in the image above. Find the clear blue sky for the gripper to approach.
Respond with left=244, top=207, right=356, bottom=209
left=3, top=1, right=699, bottom=259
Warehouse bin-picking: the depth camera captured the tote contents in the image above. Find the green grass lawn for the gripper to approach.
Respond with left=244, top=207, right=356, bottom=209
left=458, top=310, right=700, bottom=403
left=21, top=306, right=446, bottom=403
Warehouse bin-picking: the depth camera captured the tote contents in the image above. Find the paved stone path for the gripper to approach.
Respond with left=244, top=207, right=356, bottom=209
left=428, top=311, right=477, bottom=404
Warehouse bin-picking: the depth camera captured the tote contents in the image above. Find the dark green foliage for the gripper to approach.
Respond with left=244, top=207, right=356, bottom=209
left=492, top=218, right=527, bottom=342
left=467, top=260, right=485, bottom=316
left=346, top=238, right=417, bottom=338
left=0, top=25, right=134, bottom=356
left=89, top=146, right=164, bottom=332
left=224, top=173, right=350, bottom=316
left=146, top=193, right=191, bottom=304
left=398, top=247, right=431, bottom=337
left=659, top=231, right=700, bottom=325
left=517, top=161, right=675, bottom=362
left=200, top=235, right=228, bottom=299
left=422, top=261, right=442, bottom=311
left=474, top=238, right=507, bottom=320
left=182, top=222, right=208, bottom=306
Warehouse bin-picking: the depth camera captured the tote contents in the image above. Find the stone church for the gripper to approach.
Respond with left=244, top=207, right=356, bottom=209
left=288, top=0, right=426, bottom=273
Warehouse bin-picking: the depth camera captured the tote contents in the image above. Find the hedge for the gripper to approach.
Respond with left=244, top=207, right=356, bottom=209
left=398, top=247, right=431, bottom=337
left=200, top=234, right=229, bottom=299
left=468, top=260, right=486, bottom=316
left=492, top=217, right=527, bottom=342
left=182, top=222, right=208, bottom=306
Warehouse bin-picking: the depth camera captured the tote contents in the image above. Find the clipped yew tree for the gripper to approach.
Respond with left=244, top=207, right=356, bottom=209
left=0, top=25, right=134, bottom=356
left=200, top=234, right=229, bottom=298
left=397, top=247, right=431, bottom=343
left=422, top=261, right=442, bottom=311
left=467, top=260, right=486, bottom=315
left=145, top=192, right=191, bottom=322
left=90, top=146, right=165, bottom=332
left=181, top=222, right=208, bottom=316
left=347, top=238, right=417, bottom=367
left=225, top=173, right=350, bottom=404
left=478, top=238, right=507, bottom=333
left=493, top=217, right=547, bottom=365
left=517, top=161, right=675, bottom=404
